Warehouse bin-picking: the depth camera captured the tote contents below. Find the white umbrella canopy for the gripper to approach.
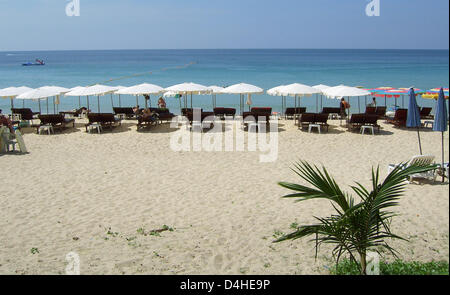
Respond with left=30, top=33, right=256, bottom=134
left=221, top=83, right=264, bottom=95
left=0, top=86, right=33, bottom=108
left=267, top=85, right=285, bottom=96
left=323, top=85, right=371, bottom=115
left=208, top=85, right=225, bottom=94
left=17, top=87, right=62, bottom=99
left=65, top=84, right=117, bottom=112
left=221, top=83, right=264, bottom=114
left=116, top=83, right=165, bottom=108
left=165, top=82, right=210, bottom=109
left=276, top=83, right=321, bottom=97
left=116, top=83, right=165, bottom=95
left=322, top=85, right=371, bottom=98
left=65, top=86, right=86, bottom=109
left=17, top=87, right=65, bottom=114
left=312, top=84, right=331, bottom=91
left=165, top=82, right=210, bottom=94
left=267, top=85, right=286, bottom=115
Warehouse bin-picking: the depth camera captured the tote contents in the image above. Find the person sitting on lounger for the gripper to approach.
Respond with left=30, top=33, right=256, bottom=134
left=158, top=97, right=167, bottom=109
left=0, top=109, right=14, bottom=133
left=133, top=105, right=141, bottom=115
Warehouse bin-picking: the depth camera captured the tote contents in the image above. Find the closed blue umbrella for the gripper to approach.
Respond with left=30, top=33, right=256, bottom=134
left=433, top=88, right=448, bottom=182
left=406, top=88, right=422, bottom=154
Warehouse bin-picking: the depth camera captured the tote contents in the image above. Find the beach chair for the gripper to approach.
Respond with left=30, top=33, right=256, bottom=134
left=420, top=107, right=434, bottom=120
left=347, top=114, right=365, bottom=131
left=365, top=107, right=376, bottom=115
left=11, top=108, right=39, bottom=121
left=363, top=114, right=381, bottom=133
left=36, top=114, right=75, bottom=134
left=214, top=107, right=236, bottom=119
left=154, top=108, right=175, bottom=123
left=315, top=113, right=330, bottom=132
left=388, top=155, right=437, bottom=183
left=0, top=126, right=17, bottom=152
left=299, top=113, right=316, bottom=130
left=321, top=107, right=341, bottom=119
left=85, top=113, right=121, bottom=133
left=375, top=106, right=387, bottom=118
left=386, top=109, right=407, bottom=127
left=284, top=107, right=306, bottom=119
left=113, top=107, right=136, bottom=119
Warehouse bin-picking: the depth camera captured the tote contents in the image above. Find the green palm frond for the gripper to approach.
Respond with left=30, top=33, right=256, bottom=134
left=275, top=160, right=437, bottom=275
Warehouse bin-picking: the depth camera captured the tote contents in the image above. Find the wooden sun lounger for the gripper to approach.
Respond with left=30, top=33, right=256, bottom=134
left=285, top=107, right=306, bottom=119
left=85, top=113, right=121, bottom=132
left=386, top=109, right=407, bottom=127
left=36, top=114, right=75, bottom=133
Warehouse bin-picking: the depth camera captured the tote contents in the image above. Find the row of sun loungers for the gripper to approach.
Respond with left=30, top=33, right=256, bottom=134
left=7, top=105, right=437, bottom=135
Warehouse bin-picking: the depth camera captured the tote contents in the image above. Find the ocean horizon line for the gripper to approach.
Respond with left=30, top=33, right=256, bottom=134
left=1, top=48, right=449, bottom=53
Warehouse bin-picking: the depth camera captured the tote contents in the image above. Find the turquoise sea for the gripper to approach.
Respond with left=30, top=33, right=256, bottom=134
left=0, top=49, right=448, bottom=114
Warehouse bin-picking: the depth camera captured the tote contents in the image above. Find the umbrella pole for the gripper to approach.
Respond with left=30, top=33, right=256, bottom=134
left=145, top=95, right=148, bottom=109
left=87, top=96, right=90, bottom=112
left=79, top=96, right=81, bottom=109
left=10, top=98, right=14, bottom=109
left=385, top=95, right=387, bottom=107
left=110, top=94, right=114, bottom=109
left=22, top=99, right=25, bottom=108
left=46, top=98, right=49, bottom=114
left=136, top=95, right=138, bottom=108
left=417, top=128, right=423, bottom=155
left=119, top=95, right=121, bottom=107
left=179, top=96, right=182, bottom=114
left=358, top=96, right=360, bottom=113
left=316, top=95, right=318, bottom=113
left=321, top=94, right=323, bottom=111
left=38, top=99, right=41, bottom=114
left=442, top=132, right=445, bottom=182
left=97, top=95, right=100, bottom=113
left=53, top=97, right=56, bottom=114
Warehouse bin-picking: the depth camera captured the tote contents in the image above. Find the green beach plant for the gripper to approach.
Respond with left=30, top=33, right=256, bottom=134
left=275, top=160, right=437, bottom=275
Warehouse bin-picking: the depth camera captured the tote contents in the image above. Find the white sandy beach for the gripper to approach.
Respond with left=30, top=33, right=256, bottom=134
left=0, top=118, right=448, bottom=275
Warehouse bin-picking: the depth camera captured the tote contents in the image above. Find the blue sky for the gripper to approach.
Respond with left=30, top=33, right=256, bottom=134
left=0, top=0, right=448, bottom=51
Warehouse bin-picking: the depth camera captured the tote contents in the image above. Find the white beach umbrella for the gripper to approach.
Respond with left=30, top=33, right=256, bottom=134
left=267, top=85, right=286, bottom=115
left=17, top=87, right=64, bottom=114
left=0, top=86, right=33, bottom=108
left=208, top=85, right=224, bottom=109
left=39, top=86, right=70, bottom=113
left=116, top=83, right=165, bottom=109
left=313, top=84, right=331, bottom=112
left=277, top=83, right=321, bottom=114
left=323, top=85, right=371, bottom=115
left=65, top=86, right=85, bottom=108
left=165, top=82, right=210, bottom=110
left=66, top=84, right=116, bottom=112
left=221, top=83, right=264, bottom=114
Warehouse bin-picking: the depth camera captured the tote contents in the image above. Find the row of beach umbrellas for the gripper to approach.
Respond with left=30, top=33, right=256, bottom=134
left=1, top=83, right=447, bottom=114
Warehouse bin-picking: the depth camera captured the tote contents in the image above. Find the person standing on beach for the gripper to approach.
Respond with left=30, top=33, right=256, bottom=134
left=368, top=97, right=377, bottom=107
left=340, top=98, right=350, bottom=118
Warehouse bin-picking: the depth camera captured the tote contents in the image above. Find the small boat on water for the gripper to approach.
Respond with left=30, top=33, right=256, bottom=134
left=22, top=59, right=45, bottom=66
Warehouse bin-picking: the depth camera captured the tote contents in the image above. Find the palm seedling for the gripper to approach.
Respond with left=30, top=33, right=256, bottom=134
left=275, top=161, right=437, bottom=274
